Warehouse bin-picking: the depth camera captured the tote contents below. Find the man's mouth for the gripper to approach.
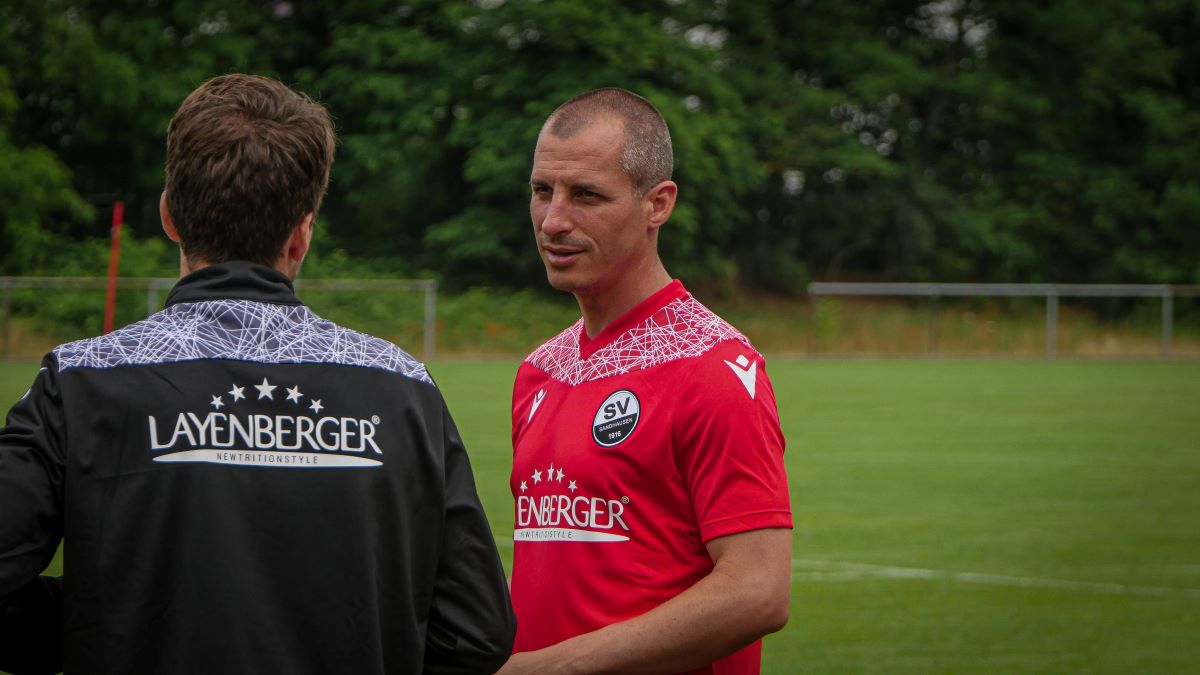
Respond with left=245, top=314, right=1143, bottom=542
left=542, top=244, right=585, bottom=267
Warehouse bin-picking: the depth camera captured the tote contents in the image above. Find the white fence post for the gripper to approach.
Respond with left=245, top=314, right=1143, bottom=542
left=1162, top=289, right=1173, bottom=357
left=1045, top=292, right=1058, bottom=359
left=423, top=280, right=437, bottom=362
left=146, top=279, right=170, bottom=315
left=927, top=294, right=940, bottom=355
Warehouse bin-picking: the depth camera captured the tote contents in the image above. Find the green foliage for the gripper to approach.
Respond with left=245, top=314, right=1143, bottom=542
left=2, top=230, right=176, bottom=346
left=0, top=59, right=93, bottom=273
left=435, top=286, right=578, bottom=354
left=1, top=0, right=1198, bottom=287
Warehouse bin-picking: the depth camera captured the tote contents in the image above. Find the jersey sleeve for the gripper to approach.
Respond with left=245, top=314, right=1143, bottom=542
left=0, top=356, right=66, bottom=675
left=673, top=342, right=792, bottom=544
left=424, top=396, right=516, bottom=674
left=0, top=356, right=66, bottom=597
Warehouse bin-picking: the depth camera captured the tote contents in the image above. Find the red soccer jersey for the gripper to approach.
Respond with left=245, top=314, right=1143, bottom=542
left=510, top=280, right=792, bottom=674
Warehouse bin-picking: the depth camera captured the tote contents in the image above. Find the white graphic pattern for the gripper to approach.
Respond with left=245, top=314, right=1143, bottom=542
left=54, top=300, right=431, bottom=384
left=527, top=295, right=755, bottom=385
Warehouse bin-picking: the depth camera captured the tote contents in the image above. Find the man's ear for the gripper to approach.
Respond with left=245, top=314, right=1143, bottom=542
left=643, top=180, right=678, bottom=232
left=285, top=213, right=316, bottom=263
left=160, top=192, right=181, bottom=242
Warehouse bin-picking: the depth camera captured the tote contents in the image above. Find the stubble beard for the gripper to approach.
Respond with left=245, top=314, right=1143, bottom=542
left=545, top=267, right=589, bottom=295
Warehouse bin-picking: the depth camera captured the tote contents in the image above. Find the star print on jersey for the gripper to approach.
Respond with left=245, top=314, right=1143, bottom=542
left=146, top=375, right=384, bottom=470
left=255, top=378, right=277, bottom=400
left=514, top=463, right=630, bottom=543
left=723, top=354, right=758, bottom=399
left=528, top=389, right=547, bottom=422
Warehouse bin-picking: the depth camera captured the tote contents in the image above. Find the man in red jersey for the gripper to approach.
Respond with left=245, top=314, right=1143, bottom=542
left=500, top=87, right=793, bottom=674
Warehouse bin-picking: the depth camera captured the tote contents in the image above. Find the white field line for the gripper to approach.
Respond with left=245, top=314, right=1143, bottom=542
left=792, top=559, right=1200, bottom=600
left=494, top=534, right=1200, bottom=601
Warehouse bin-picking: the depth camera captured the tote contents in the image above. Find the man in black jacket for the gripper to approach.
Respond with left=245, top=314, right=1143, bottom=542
left=0, top=74, right=515, bottom=675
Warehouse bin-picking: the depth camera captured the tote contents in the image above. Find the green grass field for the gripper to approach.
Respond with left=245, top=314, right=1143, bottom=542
left=2, top=358, right=1198, bottom=673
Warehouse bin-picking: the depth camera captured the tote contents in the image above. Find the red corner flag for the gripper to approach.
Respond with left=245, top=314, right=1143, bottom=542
left=103, top=201, right=124, bottom=334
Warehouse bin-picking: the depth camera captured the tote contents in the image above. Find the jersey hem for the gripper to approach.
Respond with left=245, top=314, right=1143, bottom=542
left=699, top=510, right=794, bottom=544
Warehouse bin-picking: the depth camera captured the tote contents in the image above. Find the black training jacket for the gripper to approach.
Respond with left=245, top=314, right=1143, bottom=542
left=0, top=262, right=515, bottom=675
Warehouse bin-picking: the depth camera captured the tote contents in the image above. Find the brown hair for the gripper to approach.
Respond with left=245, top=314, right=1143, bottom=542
left=544, top=87, right=673, bottom=196
left=165, top=74, right=335, bottom=266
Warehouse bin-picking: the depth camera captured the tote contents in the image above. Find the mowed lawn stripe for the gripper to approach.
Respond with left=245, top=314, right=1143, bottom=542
left=791, top=558, right=1200, bottom=600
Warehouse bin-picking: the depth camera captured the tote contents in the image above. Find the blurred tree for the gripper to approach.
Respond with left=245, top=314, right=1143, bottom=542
left=0, top=0, right=1197, bottom=287
left=979, top=0, right=1200, bottom=283
left=304, top=0, right=763, bottom=287
left=0, top=3, right=95, bottom=273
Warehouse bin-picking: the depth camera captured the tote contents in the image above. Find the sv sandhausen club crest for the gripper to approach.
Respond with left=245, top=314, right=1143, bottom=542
left=592, top=389, right=640, bottom=447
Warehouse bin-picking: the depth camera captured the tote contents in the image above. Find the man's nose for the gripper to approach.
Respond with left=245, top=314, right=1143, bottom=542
left=539, top=194, right=572, bottom=236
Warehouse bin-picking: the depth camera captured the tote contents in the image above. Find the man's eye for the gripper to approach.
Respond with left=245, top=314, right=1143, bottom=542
left=532, top=185, right=551, bottom=195
left=577, top=190, right=598, bottom=199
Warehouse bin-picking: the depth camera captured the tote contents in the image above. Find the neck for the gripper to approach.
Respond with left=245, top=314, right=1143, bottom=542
left=576, top=257, right=672, bottom=338
left=179, top=253, right=202, bottom=278
left=179, top=252, right=297, bottom=280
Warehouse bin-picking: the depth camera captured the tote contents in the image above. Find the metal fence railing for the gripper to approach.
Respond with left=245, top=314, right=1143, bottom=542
left=0, top=276, right=438, bottom=361
left=7, top=278, right=1196, bottom=360
left=807, top=283, right=1200, bottom=357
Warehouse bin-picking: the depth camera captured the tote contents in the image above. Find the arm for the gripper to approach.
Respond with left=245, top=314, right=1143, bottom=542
left=499, top=527, right=792, bottom=674
left=0, top=360, right=67, bottom=674
left=423, top=401, right=516, bottom=675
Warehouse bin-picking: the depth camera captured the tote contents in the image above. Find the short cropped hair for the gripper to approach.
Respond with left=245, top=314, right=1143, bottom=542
left=165, top=74, right=335, bottom=266
left=544, top=87, right=673, bottom=196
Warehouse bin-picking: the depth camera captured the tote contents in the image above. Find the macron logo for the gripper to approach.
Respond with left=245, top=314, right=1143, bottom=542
left=529, top=389, right=547, bottom=422
left=723, top=354, right=757, bottom=399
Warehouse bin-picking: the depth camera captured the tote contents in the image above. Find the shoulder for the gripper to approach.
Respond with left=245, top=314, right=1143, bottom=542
left=662, top=297, right=770, bottom=406
left=523, top=319, right=583, bottom=379
left=677, top=339, right=770, bottom=405
left=660, top=294, right=758, bottom=361
left=609, top=292, right=757, bottom=377
left=306, top=314, right=433, bottom=385
left=648, top=293, right=762, bottom=392
left=53, top=300, right=432, bottom=386
left=52, top=307, right=186, bottom=371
